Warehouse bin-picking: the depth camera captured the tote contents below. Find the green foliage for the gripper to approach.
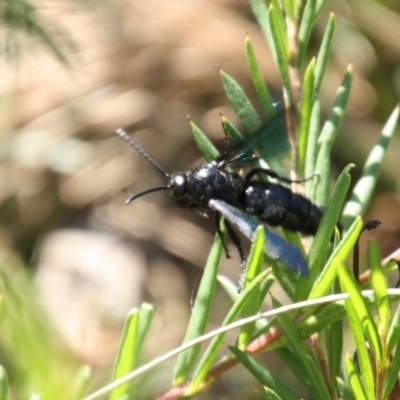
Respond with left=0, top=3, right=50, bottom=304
left=1, top=1, right=400, bottom=400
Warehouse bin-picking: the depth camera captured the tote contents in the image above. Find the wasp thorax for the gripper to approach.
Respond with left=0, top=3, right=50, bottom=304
left=169, top=172, right=187, bottom=198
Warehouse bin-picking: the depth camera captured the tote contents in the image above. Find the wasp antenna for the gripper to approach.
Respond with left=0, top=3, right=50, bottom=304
left=125, top=186, right=169, bottom=204
left=116, top=128, right=168, bottom=177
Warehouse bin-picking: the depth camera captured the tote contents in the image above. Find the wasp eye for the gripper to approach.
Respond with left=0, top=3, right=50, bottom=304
left=169, top=173, right=187, bottom=198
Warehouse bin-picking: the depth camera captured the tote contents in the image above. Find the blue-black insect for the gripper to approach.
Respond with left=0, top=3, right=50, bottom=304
left=116, top=114, right=324, bottom=277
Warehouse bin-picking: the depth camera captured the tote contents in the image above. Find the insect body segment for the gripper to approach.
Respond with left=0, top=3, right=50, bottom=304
left=169, top=163, right=244, bottom=208
left=242, top=182, right=324, bottom=236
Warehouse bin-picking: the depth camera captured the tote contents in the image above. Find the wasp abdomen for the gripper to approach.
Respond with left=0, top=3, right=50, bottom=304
left=242, top=182, right=324, bottom=236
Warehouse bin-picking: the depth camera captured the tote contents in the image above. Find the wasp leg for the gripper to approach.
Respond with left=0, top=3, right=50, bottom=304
left=225, top=220, right=246, bottom=292
left=245, top=168, right=317, bottom=185
left=214, top=212, right=231, bottom=259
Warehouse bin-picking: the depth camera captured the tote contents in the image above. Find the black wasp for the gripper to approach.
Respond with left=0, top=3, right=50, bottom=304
left=116, top=112, right=324, bottom=277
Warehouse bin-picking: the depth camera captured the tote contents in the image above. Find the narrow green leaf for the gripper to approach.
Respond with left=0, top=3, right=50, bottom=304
left=276, top=313, right=331, bottom=398
left=220, top=69, right=261, bottom=133
left=229, top=346, right=299, bottom=400
left=297, top=57, right=315, bottom=176
left=282, top=0, right=297, bottom=22
left=68, top=365, right=91, bottom=400
left=109, top=309, right=140, bottom=400
left=345, top=355, right=369, bottom=400
left=190, top=269, right=271, bottom=389
left=245, top=35, right=275, bottom=118
left=309, top=216, right=363, bottom=300
left=0, top=366, right=8, bottom=400
left=268, top=4, right=294, bottom=105
left=296, top=302, right=346, bottom=339
left=270, top=0, right=288, bottom=53
left=337, top=376, right=356, bottom=400
left=248, top=0, right=277, bottom=63
left=339, top=266, right=382, bottom=360
left=297, top=164, right=352, bottom=300
left=384, top=340, right=400, bottom=399
left=328, top=327, right=343, bottom=394
left=276, top=347, right=311, bottom=386
left=221, top=116, right=244, bottom=145
left=136, top=303, right=154, bottom=354
left=259, top=274, right=276, bottom=304
left=173, top=229, right=224, bottom=384
left=305, top=99, right=320, bottom=199
left=217, top=275, right=239, bottom=302
left=387, top=301, right=400, bottom=354
left=190, top=120, right=220, bottom=162
left=369, top=240, right=390, bottom=336
left=338, top=267, right=380, bottom=398
left=239, top=226, right=265, bottom=347
left=326, top=287, right=343, bottom=395
left=315, top=65, right=353, bottom=205
left=314, top=136, right=331, bottom=205
left=342, top=105, right=400, bottom=230
left=296, top=0, right=316, bottom=68
left=108, top=305, right=153, bottom=399
left=314, top=12, right=335, bottom=93
left=259, top=387, right=283, bottom=400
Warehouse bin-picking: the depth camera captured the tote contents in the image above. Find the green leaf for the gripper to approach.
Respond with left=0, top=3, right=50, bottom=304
left=173, top=229, right=224, bottom=384
left=387, top=300, right=400, bottom=354
left=229, top=346, right=299, bottom=400
left=259, top=387, right=283, bottom=400
left=345, top=355, right=369, bottom=400
left=245, top=35, right=275, bottom=118
left=109, top=309, right=140, bottom=400
left=315, top=65, right=353, bottom=205
left=342, top=105, right=400, bottom=230
left=384, top=337, right=400, bottom=399
left=296, top=302, right=345, bottom=339
left=369, top=240, right=390, bottom=336
left=190, top=269, right=271, bottom=390
left=296, top=0, right=316, bottom=68
left=136, top=303, right=154, bottom=356
left=248, top=0, right=277, bottom=65
left=297, top=164, right=352, bottom=300
left=68, top=365, right=91, bottom=400
left=276, top=312, right=331, bottom=398
left=239, top=226, right=265, bottom=347
left=338, top=267, right=380, bottom=399
left=305, top=99, right=321, bottom=199
left=220, top=69, right=261, bottom=133
left=309, top=216, right=363, bottom=300
left=314, top=12, right=335, bottom=93
left=297, top=57, right=315, bottom=176
left=282, top=0, right=297, bottom=22
left=268, top=4, right=293, bottom=105
left=221, top=116, right=244, bottom=145
left=190, top=120, right=220, bottom=162
left=328, top=330, right=343, bottom=395
left=109, top=304, right=153, bottom=400
left=270, top=0, right=288, bottom=54
left=275, top=347, right=311, bottom=387
left=217, top=274, right=239, bottom=302
left=337, top=377, right=356, bottom=400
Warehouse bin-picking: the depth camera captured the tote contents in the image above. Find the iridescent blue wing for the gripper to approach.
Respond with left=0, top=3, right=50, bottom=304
left=216, top=106, right=291, bottom=169
left=209, top=199, right=309, bottom=276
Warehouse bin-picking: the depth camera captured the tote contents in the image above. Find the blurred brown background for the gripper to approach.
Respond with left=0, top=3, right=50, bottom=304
left=0, top=0, right=400, bottom=398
